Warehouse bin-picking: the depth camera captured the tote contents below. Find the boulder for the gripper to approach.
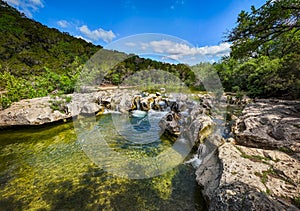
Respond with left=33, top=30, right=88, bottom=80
left=195, top=147, right=222, bottom=200
left=0, top=89, right=138, bottom=127
left=100, top=96, right=112, bottom=109
left=195, top=98, right=300, bottom=210
left=226, top=93, right=252, bottom=105
left=159, top=111, right=181, bottom=136
left=80, top=103, right=102, bottom=114
left=0, top=96, right=70, bottom=126
left=182, top=114, right=214, bottom=146
left=233, top=99, right=300, bottom=152
left=159, top=99, right=215, bottom=143
left=202, top=142, right=300, bottom=211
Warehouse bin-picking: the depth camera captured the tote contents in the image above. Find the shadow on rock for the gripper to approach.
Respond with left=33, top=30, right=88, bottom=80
left=210, top=181, right=299, bottom=211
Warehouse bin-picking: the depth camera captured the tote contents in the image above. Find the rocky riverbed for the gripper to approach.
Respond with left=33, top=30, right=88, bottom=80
left=0, top=90, right=299, bottom=210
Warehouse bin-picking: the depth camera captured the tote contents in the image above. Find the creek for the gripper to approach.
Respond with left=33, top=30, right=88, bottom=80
left=0, top=113, right=208, bottom=210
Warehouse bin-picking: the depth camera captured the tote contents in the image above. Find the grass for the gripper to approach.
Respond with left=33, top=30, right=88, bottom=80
left=62, top=95, right=72, bottom=103
left=293, top=197, right=300, bottom=209
left=237, top=144, right=299, bottom=198
left=49, top=95, right=71, bottom=114
left=278, top=147, right=294, bottom=154
left=235, top=146, right=272, bottom=163
left=255, top=166, right=296, bottom=196
left=254, top=168, right=272, bottom=195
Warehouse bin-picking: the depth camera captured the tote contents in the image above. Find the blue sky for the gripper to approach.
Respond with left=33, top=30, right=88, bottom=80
left=4, top=0, right=266, bottom=64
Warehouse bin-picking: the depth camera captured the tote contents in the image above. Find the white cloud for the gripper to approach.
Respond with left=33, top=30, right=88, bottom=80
left=57, top=20, right=70, bottom=28
left=79, top=25, right=116, bottom=43
left=129, top=40, right=230, bottom=64
left=125, top=42, right=136, bottom=47
left=4, top=0, right=20, bottom=6
left=75, top=35, right=93, bottom=43
left=140, top=42, right=149, bottom=50
left=146, top=40, right=231, bottom=58
left=28, top=0, right=43, bottom=7
left=4, top=0, right=44, bottom=18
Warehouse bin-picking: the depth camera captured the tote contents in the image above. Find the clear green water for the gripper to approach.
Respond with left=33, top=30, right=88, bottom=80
left=0, top=114, right=207, bottom=210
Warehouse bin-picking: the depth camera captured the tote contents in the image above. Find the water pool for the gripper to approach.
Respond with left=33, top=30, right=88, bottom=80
left=0, top=114, right=207, bottom=210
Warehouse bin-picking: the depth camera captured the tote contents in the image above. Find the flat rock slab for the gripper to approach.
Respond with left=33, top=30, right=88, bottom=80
left=209, top=142, right=300, bottom=210
left=0, top=96, right=69, bottom=126
left=0, top=89, right=138, bottom=127
left=233, top=99, right=300, bottom=152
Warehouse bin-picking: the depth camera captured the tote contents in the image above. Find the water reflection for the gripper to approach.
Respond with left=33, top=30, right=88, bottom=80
left=130, top=115, right=151, bottom=132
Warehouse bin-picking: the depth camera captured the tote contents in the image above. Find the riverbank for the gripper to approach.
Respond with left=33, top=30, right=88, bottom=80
left=0, top=90, right=299, bottom=210
left=0, top=88, right=139, bottom=128
left=196, top=99, right=300, bottom=210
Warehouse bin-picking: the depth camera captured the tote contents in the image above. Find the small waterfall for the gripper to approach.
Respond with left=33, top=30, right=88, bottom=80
left=136, top=99, right=141, bottom=110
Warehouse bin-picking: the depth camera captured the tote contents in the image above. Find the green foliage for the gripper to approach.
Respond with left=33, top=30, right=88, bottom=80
left=215, top=52, right=300, bottom=99
left=216, top=0, right=300, bottom=99
left=0, top=67, right=79, bottom=109
left=0, top=1, right=204, bottom=109
left=235, top=146, right=272, bottom=163
left=64, top=96, right=72, bottom=103
left=49, top=96, right=71, bottom=114
left=111, top=73, right=120, bottom=85
left=104, top=56, right=199, bottom=90
left=226, top=0, right=300, bottom=59
left=0, top=71, right=31, bottom=108
left=293, top=197, right=300, bottom=209
left=278, top=147, right=294, bottom=154
left=0, top=0, right=102, bottom=108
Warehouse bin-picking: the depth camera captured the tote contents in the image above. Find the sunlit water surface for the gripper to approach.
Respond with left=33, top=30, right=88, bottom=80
left=0, top=113, right=207, bottom=210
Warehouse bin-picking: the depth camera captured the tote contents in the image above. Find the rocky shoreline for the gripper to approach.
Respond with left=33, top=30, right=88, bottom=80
left=0, top=89, right=138, bottom=127
left=196, top=99, right=300, bottom=210
left=0, top=90, right=299, bottom=210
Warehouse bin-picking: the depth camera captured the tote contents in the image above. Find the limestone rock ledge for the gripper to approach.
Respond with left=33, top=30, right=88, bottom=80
left=197, top=99, right=300, bottom=210
left=233, top=99, right=300, bottom=152
left=0, top=89, right=137, bottom=127
left=213, top=142, right=299, bottom=210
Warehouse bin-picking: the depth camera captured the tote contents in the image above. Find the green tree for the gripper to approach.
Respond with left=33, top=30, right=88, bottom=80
left=217, top=0, right=300, bottom=99
left=227, top=0, right=300, bottom=59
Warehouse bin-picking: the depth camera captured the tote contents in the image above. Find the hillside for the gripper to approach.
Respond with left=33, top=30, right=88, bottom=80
left=0, top=0, right=102, bottom=108
left=0, top=0, right=200, bottom=109
left=0, top=0, right=101, bottom=77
